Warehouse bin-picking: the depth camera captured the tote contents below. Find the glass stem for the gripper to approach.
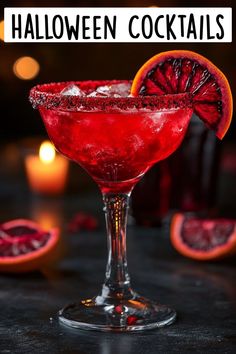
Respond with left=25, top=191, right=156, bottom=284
left=101, top=193, right=134, bottom=300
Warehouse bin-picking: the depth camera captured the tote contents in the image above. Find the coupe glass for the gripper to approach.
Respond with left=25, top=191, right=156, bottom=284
left=29, top=80, right=193, bottom=332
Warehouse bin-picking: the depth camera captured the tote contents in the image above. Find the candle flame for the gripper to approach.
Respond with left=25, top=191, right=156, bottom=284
left=39, top=141, right=55, bottom=164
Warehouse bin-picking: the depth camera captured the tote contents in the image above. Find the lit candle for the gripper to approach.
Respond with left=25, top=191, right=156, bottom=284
left=25, top=141, right=69, bottom=195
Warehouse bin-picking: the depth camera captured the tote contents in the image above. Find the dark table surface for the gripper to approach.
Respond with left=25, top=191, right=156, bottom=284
left=0, top=143, right=236, bottom=354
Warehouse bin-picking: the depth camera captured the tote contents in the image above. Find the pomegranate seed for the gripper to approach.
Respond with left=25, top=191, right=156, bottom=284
left=68, top=212, right=98, bottom=233
left=127, top=315, right=138, bottom=325
left=114, top=305, right=124, bottom=314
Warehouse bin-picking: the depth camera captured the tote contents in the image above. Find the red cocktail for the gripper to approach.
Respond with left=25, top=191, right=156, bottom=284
left=38, top=81, right=191, bottom=194
left=30, top=80, right=193, bottom=331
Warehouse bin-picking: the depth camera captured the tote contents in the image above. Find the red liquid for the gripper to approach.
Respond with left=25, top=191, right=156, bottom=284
left=40, top=107, right=192, bottom=193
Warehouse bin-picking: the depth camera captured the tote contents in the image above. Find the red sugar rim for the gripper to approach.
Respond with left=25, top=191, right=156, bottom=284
left=29, top=80, right=192, bottom=112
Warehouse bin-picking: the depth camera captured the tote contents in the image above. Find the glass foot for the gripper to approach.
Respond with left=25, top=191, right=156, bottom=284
left=58, top=292, right=176, bottom=332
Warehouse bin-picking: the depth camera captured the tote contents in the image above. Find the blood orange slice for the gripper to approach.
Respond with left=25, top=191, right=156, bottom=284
left=131, top=50, right=233, bottom=139
left=170, top=213, right=236, bottom=261
left=0, top=219, right=59, bottom=272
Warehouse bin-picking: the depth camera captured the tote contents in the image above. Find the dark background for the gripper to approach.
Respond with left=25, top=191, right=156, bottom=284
left=0, top=0, right=235, bottom=140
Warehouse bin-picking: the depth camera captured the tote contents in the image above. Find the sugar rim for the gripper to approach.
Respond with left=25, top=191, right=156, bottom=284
left=29, top=80, right=192, bottom=112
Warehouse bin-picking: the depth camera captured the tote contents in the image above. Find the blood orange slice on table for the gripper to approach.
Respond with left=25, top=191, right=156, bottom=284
left=131, top=50, right=233, bottom=139
left=170, top=213, right=236, bottom=261
left=0, top=219, right=59, bottom=272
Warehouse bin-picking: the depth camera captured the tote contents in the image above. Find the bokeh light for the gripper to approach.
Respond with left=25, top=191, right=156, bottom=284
left=13, top=56, right=40, bottom=80
left=0, top=20, right=4, bottom=41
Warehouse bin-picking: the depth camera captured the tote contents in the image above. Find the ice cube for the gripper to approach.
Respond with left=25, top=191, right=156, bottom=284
left=87, top=85, right=111, bottom=97
left=88, top=83, right=131, bottom=98
left=96, top=86, right=110, bottom=95
left=108, top=83, right=131, bottom=97
left=87, top=90, right=108, bottom=97
left=61, top=84, right=85, bottom=96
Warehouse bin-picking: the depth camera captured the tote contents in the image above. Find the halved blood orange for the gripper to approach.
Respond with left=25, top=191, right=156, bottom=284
left=170, top=213, right=236, bottom=261
left=131, top=50, right=233, bottom=139
left=0, top=219, right=60, bottom=272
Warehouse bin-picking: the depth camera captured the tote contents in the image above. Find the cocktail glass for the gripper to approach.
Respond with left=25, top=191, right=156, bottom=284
left=29, top=80, right=193, bottom=332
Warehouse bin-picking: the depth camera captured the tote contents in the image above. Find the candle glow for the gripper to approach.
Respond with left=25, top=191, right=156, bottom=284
left=25, top=141, right=69, bottom=195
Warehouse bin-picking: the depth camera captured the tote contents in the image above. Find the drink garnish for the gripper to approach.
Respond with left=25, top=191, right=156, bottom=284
left=131, top=50, right=233, bottom=139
